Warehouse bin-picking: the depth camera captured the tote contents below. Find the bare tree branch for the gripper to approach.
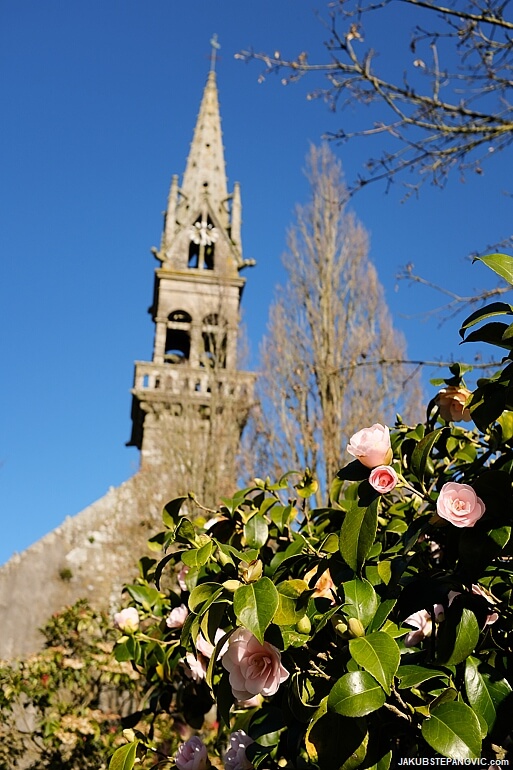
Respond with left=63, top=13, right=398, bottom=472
left=237, top=0, right=513, bottom=196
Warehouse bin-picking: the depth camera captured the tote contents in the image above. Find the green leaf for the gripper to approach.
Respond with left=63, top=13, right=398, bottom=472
left=437, top=607, right=480, bottom=666
left=188, top=582, right=223, bottom=613
left=349, top=632, right=400, bottom=695
left=162, top=497, right=188, bottom=528
left=125, top=584, right=162, bottom=611
left=340, top=499, right=379, bottom=573
left=233, top=577, right=279, bottom=643
left=463, top=321, right=513, bottom=349
left=474, top=253, right=513, bottom=285
left=421, top=701, right=482, bottom=760
left=459, top=302, right=513, bottom=338
left=465, top=657, right=499, bottom=733
left=244, top=513, right=269, bottom=549
left=174, top=517, right=197, bottom=545
left=274, top=580, right=308, bottom=626
left=328, top=671, right=386, bottom=717
left=343, top=579, right=378, bottom=628
left=308, top=712, right=368, bottom=769
left=397, top=665, right=450, bottom=689
left=411, top=429, right=443, bottom=483
left=368, top=599, right=396, bottom=633
left=181, top=538, right=213, bottom=567
left=108, top=740, right=139, bottom=770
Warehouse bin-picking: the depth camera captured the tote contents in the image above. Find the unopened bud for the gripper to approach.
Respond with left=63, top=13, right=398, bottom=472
left=223, top=579, right=241, bottom=593
left=239, top=559, right=263, bottom=583
left=348, top=618, right=365, bottom=637
left=296, top=615, right=311, bottom=634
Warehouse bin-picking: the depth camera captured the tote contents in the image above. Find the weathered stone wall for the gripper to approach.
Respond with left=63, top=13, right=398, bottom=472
left=0, top=470, right=171, bottom=659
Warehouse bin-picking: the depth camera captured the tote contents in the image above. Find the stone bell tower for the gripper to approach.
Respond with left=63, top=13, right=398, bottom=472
left=127, top=64, right=255, bottom=503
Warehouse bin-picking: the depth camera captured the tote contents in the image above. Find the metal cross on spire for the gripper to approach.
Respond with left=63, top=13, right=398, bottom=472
left=210, top=33, right=221, bottom=72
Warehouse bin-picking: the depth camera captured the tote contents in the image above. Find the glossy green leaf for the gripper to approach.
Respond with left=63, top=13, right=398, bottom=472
left=274, top=580, right=308, bottom=625
left=108, top=740, right=139, bottom=770
left=397, top=665, right=450, bottom=689
left=459, top=302, right=513, bottom=338
left=463, top=321, right=513, bottom=349
left=465, top=656, right=500, bottom=733
left=421, top=701, right=482, bottom=760
left=474, top=253, right=513, bottom=285
left=233, top=577, right=279, bottom=643
left=411, top=429, right=443, bottom=483
left=340, top=499, right=379, bottom=573
left=188, top=582, right=223, bottom=613
left=162, top=497, right=188, bottom=528
left=343, top=579, right=378, bottom=628
left=125, top=584, right=162, bottom=611
left=244, top=513, right=269, bottom=549
left=437, top=607, right=479, bottom=665
left=349, top=632, right=400, bottom=694
left=328, top=671, right=386, bottom=717
left=181, top=538, right=213, bottom=567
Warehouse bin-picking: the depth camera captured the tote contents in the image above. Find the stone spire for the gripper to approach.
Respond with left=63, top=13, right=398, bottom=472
left=179, top=70, right=228, bottom=222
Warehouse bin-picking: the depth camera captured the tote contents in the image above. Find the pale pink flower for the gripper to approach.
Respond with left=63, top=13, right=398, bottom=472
left=175, top=735, right=209, bottom=770
left=436, top=386, right=472, bottom=422
left=436, top=482, right=485, bottom=528
left=178, top=565, right=190, bottom=592
left=113, top=607, right=139, bottom=633
left=347, top=424, right=393, bottom=469
left=472, top=584, right=499, bottom=626
left=196, top=629, right=228, bottom=659
left=166, top=604, right=188, bottom=629
left=237, top=694, right=263, bottom=709
left=184, top=652, right=208, bottom=682
left=403, top=605, right=444, bottom=647
left=304, top=567, right=336, bottom=602
left=368, top=465, right=398, bottom=494
left=224, top=730, right=254, bottom=770
left=222, top=628, right=289, bottom=700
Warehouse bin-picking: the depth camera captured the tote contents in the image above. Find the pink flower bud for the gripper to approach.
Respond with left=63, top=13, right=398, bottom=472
left=368, top=465, right=398, bottom=494
left=347, top=424, right=393, bottom=468
left=175, top=736, right=209, bottom=770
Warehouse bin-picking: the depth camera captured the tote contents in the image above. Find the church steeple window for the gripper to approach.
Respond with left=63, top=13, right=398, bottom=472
left=164, top=310, right=192, bottom=363
left=201, top=313, right=227, bottom=368
left=188, top=215, right=218, bottom=270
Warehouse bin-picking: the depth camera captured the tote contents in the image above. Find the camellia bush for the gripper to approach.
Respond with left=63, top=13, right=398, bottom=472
left=0, top=601, right=140, bottom=770
left=109, top=256, right=513, bottom=770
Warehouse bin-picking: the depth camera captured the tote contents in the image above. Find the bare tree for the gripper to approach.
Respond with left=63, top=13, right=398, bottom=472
left=245, top=145, right=422, bottom=497
left=238, top=0, right=513, bottom=201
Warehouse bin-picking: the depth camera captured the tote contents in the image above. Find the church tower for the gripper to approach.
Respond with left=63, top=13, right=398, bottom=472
left=127, top=64, right=255, bottom=502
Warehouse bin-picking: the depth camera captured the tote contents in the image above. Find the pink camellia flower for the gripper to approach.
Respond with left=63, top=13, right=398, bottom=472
left=403, top=605, right=444, bottom=647
left=304, top=567, right=336, bottom=602
left=178, top=565, right=190, bottom=592
left=175, top=736, right=209, bottom=770
left=472, top=584, right=499, bottom=627
left=368, top=465, right=398, bottom=494
left=436, top=482, right=485, bottom=528
left=184, top=652, right=207, bottom=682
left=113, top=607, right=139, bottom=633
left=436, top=386, right=472, bottom=422
left=166, top=604, right=188, bottom=629
left=196, top=629, right=229, bottom=659
left=224, top=730, right=254, bottom=770
left=347, top=424, right=393, bottom=469
left=222, top=628, right=289, bottom=700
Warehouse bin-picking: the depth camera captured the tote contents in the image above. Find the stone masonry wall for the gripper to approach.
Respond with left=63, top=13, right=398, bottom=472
left=0, top=471, right=170, bottom=660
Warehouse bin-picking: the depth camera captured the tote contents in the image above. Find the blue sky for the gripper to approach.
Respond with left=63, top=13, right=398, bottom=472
left=1, top=0, right=511, bottom=565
